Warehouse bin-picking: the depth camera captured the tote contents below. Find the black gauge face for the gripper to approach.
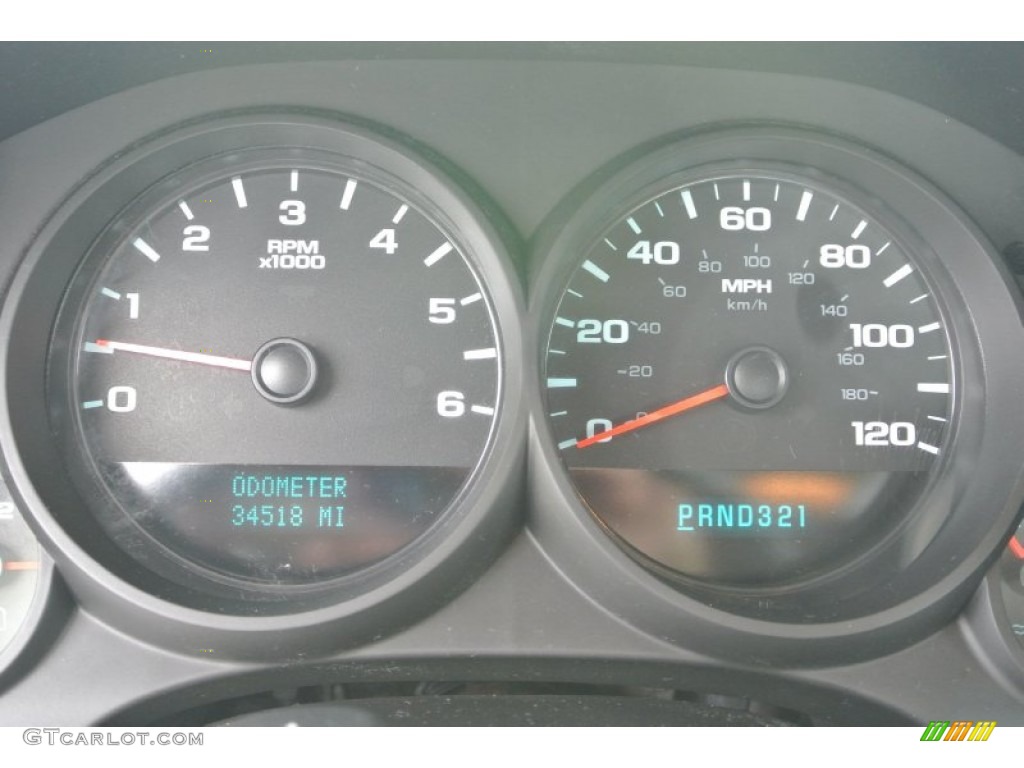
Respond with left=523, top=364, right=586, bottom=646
left=543, top=171, right=954, bottom=588
left=51, top=159, right=502, bottom=589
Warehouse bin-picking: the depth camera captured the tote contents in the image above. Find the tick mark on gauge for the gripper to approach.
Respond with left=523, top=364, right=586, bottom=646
left=877, top=241, right=891, bottom=255
left=554, top=317, right=575, bottom=329
left=681, top=189, right=698, bottom=219
left=423, top=242, right=452, bottom=267
left=927, top=354, right=947, bottom=361
left=883, top=264, right=914, bottom=288
left=81, top=400, right=104, bottom=409
left=547, top=378, right=578, bottom=388
left=604, top=238, right=617, bottom=251
left=582, top=259, right=610, bottom=282
left=339, top=179, right=357, bottom=210
left=917, top=382, right=950, bottom=393
left=796, top=190, right=813, bottom=221
left=742, top=180, right=751, bottom=201
left=459, top=293, right=482, bottom=306
left=178, top=201, right=194, bottom=220
left=132, top=238, right=161, bottom=263
left=910, top=294, right=929, bottom=304
left=82, top=341, right=113, bottom=354
left=231, top=177, right=247, bottom=208
left=627, top=217, right=642, bottom=234
left=713, top=183, right=720, bottom=201
left=828, top=204, right=839, bottom=221
left=654, top=201, right=665, bottom=217
left=548, top=349, right=566, bottom=355
left=392, top=204, right=408, bottom=224
left=100, top=287, right=121, bottom=300
left=558, top=438, right=579, bottom=450
left=927, top=415, right=948, bottom=423
left=289, top=170, right=299, bottom=192
left=773, top=183, right=780, bottom=201
left=917, top=441, right=940, bottom=455
left=918, top=322, right=941, bottom=334
left=549, top=411, right=568, bottom=417
left=470, top=405, right=495, bottom=416
left=566, top=289, right=583, bottom=298
left=463, top=348, right=497, bottom=361
left=851, top=220, right=868, bottom=239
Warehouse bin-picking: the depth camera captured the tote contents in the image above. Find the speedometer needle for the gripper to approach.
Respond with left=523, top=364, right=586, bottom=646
left=94, top=339, right=252, bottom=372
left=575, top=382, right=730, bottom=449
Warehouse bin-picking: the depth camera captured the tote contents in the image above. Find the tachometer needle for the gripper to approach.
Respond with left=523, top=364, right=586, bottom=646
left=94, top=339, right=252, bottom=372
left=575, top=382, right=730, bottom=449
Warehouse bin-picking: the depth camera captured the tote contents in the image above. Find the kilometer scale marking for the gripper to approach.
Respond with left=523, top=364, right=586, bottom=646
left=178, top=201, right=194, bottom=220
left=81, top=400, right=104, bottom=409
left=290, top=170, right=299, bottom=192
left=627, top=217, right=642, bottom=234
left=547, top=378, right=578, bottom=388
left=917, top=383, right=950, bottom=393
left=463, top=348, right=497, bottom=361
left=918, top=322, right=941, bottom=334
left=460, top=293, right=482, bottom=306
left=470, top=405, right=495, bottom=416
left=851, top=220, right=868, bottom=239
left=392, top=204, right=409, bottom=224
left=100, top=287, right=121, bottom=300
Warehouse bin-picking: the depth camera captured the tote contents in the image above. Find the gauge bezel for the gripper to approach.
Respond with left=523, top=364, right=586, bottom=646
left=0, top=112, right=526, bottom=659
left=0, top=549, right=55, bottom=688
left=963, top=545, right=1024, bottom=696
left=527, top=126, right=1024, bottom=666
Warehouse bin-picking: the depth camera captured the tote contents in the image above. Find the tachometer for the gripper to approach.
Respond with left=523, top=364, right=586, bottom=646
left=58, top=160, right=502, bottom=590
left=0, top=116, right=525, bottom=647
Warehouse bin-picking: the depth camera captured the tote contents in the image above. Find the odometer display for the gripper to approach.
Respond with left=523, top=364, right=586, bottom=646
left=544, top=170, right=954, bottom=587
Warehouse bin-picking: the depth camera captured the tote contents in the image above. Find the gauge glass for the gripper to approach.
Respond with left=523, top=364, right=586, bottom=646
left=52, top=159, right=502, bottom=589
left=998, top=522, right=1024, bottom=646
left=0, top=492, right=41, bottom=655
left=543, top=171, right=954, bottom=587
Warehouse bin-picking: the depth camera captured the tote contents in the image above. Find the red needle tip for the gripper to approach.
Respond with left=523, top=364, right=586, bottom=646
left=1009, top=536, right=1024, bottom=560
left=575, top=382, right=730, bottom=449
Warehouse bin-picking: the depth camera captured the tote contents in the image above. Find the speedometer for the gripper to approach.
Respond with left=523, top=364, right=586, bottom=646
left=545, top=168, right=953, bottom=587
left=530, top=129, right=1024, bottom=632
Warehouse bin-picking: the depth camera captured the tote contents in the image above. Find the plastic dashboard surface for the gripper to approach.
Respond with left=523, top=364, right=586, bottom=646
left=0, top=42, right=1023, bottom=726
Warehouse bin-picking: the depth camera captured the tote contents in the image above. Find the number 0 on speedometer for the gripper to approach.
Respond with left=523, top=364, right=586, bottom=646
left=543, top=169, right=954, bottom=587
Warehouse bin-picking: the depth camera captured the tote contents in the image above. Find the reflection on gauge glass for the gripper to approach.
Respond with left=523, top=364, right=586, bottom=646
left=543, top=170, right=954, bottom=588
left=50, top=156, right=502, bottom=593
left=0, top=489, right=41, bottom=657
left=998, top=522, right=1024, bottom=646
